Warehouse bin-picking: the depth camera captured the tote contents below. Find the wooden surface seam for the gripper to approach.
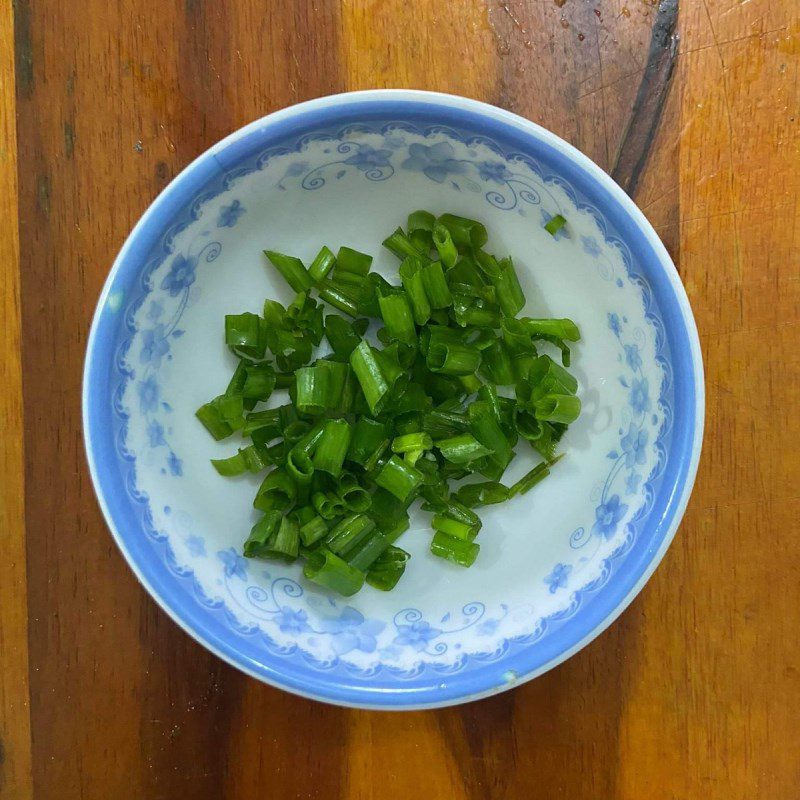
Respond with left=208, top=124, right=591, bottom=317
left=5, top=0, right=800, bottom=797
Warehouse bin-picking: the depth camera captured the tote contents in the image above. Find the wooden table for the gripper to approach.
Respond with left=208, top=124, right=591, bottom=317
left=2, top=1, right=798, bottom=797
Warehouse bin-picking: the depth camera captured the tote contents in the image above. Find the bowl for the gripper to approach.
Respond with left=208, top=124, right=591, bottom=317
left=83, top=90, right=703, bottom=709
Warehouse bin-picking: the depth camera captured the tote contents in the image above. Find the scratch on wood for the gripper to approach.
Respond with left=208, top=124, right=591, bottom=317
left=35, top=174, right=49, bottom=217
left=63, top=122, right=74, bottom=159
left=13, top=0, right=34, bottom=97
left=611, top=0, right=679, bottom=197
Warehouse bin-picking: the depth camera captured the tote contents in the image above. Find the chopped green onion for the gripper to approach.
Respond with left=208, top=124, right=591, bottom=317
left=427, top=340, right=481, bottom=376
left=432, top=222, right=458, bottom=268
left=325, top=513, right=376, bottom=557
left=437, top=213, right=488, bottom=249
left=544, top=214, right=566, bottom=236
left=399, top=257, right=432, bottom=326
left=520, top=318, right=581, bottom=342
left=378, top=291, right=417, bottom=346
left=432, top=514, right=480, bottom=541
left=374, top=456, right=424, bottom=503
left=335, top=246, right=373, bottom=276
left=264, top=250, right=313, bottom=293
left=242, top=363, right=276, bottom=401
left=225, top=313, right=267, bottom=360
left=392, top=431, right=433, bottom=454
left=366, top=546, right=409, bottom=591
left=347, top=417, right=390, bottom=470
left=324, top=315, right=369, bottom=361
left=408, top=209, right=435, bottom=232
left=435, top=434, right=492, bottom=465
left=308, top=245, right=336, bottom=283
left=299, top=514, right=329, bottom=547
left=253, top=468, right=297, bottom=512
left=303, top=547, right=365, bottom=596
left=313, top=419, right=352, bottom=478
left=420, top=262, right=453, bottom=309
left=243, top=511, right=282, bottom=558
left=383, top=227, right=429, bottom=261
left=453, top=481, right=510, bottom=508
left=430, top=532, right=480, bottom=567
left=534, top=394, right=582, bottom=424
left=346, top=530, right=389, bottom=572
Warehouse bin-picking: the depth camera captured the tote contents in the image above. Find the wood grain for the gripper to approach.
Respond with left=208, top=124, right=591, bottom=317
left=0, top=0, right=32, bottom=797
left=7, top=0, right=800, bottom=797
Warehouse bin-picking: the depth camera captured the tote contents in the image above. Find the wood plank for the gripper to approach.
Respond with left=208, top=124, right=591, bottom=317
left=11, top=0, right=800, bottom=797
left=0, top=0, right=32, bottom=796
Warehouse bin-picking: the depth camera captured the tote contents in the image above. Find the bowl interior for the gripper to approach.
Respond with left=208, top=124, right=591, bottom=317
left=86, top=94, right=700, bottom=707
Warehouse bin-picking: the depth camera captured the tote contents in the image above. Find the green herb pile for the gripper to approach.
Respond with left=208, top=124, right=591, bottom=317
left=196, top=211, right=581, bottom=596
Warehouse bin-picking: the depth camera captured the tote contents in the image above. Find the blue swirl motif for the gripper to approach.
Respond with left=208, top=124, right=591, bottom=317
left=110, top=120, right=674, bottom=679
left=570, top=316, right=654, bottom=557
left=390, top=604, right=487, bottom=656
left=134, top=238, right=221, bottom=475
left=283, top=142, right=395, bottom=190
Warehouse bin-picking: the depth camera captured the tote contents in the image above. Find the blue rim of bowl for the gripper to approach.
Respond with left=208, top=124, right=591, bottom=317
left=83, top=90, right=704, bottom=710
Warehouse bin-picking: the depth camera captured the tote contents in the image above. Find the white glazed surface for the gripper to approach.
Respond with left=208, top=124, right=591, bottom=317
left=119, top=124, right=669, bottom=674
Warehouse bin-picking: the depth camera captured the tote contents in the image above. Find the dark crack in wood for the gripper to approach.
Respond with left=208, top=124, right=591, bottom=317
left=611, top=0, right=679, bottom=198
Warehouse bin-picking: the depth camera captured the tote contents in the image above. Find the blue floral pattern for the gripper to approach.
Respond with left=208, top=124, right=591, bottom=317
left=544, top=563, right=572, bottom=593
left=110, top=118, right=674, bottom=686
left=217, top=199, right=245, bottom=228
left=135, top=238, right=221, bottom=474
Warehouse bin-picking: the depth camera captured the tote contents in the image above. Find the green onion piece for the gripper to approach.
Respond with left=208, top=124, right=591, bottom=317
left=366, top=546, right=409, bottom=591
left=378, top=291, right=417, bottom=346
left=225, top=359, right=248, bottom=396
left=427, top=340, right=481, bottom=376
left=225, top=313, right=267, bottom=360
left=437, top=213, right=488, bottom=250
left=335, top=246, right=373, bottom=277
left=420, top=262, right=453, bottom=309
left=210, top=450, right=248, bottom=476
left=479, top=340, right=514, bottom=386
left=303, top=547, right=365, bottom=596
left=196, top=395, right=239, bottom=440
left=432, top=222, right=458, bottom=267
left=368, top=487, right=412, bottom=533
left=432, top=514, right=480, bottom=541
left=350, top=340, right=389, bottom=415
left=509, top=459, right=557, bottom=497
left=262, top=516, right=300, bottom=560
left=382, top=227, right=429, bottom=261
left=374, top=456, right=424, bottom=503
left=243, top=407, right=281, bottom=440
left=520, top=317, right=581, bottom=342
left=242, top=363, right=276, bottom=401
left=243, top=511, right=282, bottom=558
left=336, top=471, right=372, bottom=512
left=544, top=214, right=566, bottom=237
left=423, top=407, right=469, bottom=438
left=346, top=530, right=389, bottom=572
left=286, top=447, right=314, bottom=496
left=347, top=416, right=390, bottom=469
left=295, top=360, right=347, bottom=415
left=324, top=315, right=369, bottom=361
left=253, top=468, right=297, bottom=512
left=264, top=250, right=312, bottom=293
left=430, top=531, right=480, bottom=567
left=495, top=256, right=526, bottom=317
left=453, top=481, right=510, bottom=508
left=528, top=353, right=579, bottom=397
left=399, top=257, right=432, bottom=325
left=408, top=209, right=436, bottom=232
left=299, top=514, right=329, bottom=547
left=534, top=393, right=581, bottom=424
left=312, top=419, right=352, bottom=478
left=410, top=228, right=433, bottom=253
left=325, top=513, right=376, bottom=558
left=308, top=245, right=336, bottom=283
left=458, top=374, right=482, bottom=395
left=435, top=434, right=492, bottom=465
left=312, top=490, right=346, bottom=520
left=468, top=402, right=512, bottom=468
left=392, top=432, right=433, bottom=454
left=319, top=281, right=360, bottom=317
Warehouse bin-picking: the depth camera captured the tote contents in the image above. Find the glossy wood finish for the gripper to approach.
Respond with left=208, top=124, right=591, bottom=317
left=4, top=1, right=799, bottom=797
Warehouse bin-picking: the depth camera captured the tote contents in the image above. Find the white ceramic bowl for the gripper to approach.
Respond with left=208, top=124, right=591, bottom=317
left=83, top=90, right=703, bottom=709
